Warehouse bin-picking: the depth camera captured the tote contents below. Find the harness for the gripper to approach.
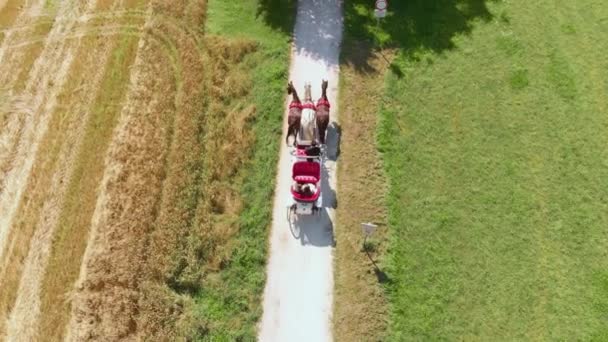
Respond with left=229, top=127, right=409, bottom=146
left=316, top=99, right=330, bottom=108
left=301, top=102, right=316, bottom=110
left=290, top=100, right=328, bottom=109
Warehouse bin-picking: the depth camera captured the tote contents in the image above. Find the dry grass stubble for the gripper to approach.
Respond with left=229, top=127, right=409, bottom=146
left=65, top=1, right=208, bottom=339
left=334, top=48, right=392, bottom=342
left=0, top=34, right=117, bottom=340
left=5, top=21, right=125, bottom=342
left=2, top=0, right=264, bottom=339
left=135, top=8, right=261, bottom=341
left=39, top=11, right=141, bottom=342
left=0, top=0, right=106, bottom=338
left=137, top=35, right=258, bottom=339
left=0, top=0, right=96, bottom=279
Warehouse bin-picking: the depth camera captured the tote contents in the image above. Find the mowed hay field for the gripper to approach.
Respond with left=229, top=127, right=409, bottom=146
left=337, top=0, right=608, bottom=340
left=0, top=0, right=291, bottom=340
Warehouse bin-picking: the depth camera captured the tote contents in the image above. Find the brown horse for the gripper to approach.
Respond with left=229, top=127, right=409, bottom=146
left=316, top=79, right=330, bottom=144
left=286, top=81, right=302, bottom=145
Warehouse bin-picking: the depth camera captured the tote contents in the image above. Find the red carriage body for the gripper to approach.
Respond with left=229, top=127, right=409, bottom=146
left=288, top=145, right=323, bottom=216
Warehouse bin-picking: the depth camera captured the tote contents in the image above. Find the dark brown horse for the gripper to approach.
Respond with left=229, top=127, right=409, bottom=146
left=286, top=81, right=302, bottom=145
left=316, top=79, right=330, bottom=144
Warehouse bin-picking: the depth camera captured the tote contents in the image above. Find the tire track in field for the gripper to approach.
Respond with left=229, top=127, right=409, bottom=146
left=0, top=0, right=45, bottom=64
left=0, top=8, right=144, bottom=285
left=64, top=2, right=207, bottom=338
left=64, top=5, right=199, bottom=339
left=0, top=0, right=52, bottom=94
left=0, top=0, right=99, bottom=278
left=0, top=1, right=202, bottom=340
left=0, top=0, right=10, bottom=16
left=0, top=0, right=47, bottom=131
left=0, top=9, right=204, bottom=55
left=0, top=0, right=98, bottom=337
left=4, top=2, right=126, bottom=340
left=0, top=0, right=200, bottom=270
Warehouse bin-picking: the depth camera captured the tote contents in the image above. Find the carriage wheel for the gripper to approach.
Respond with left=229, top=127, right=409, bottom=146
left=287, top=205, right=300, bottom=239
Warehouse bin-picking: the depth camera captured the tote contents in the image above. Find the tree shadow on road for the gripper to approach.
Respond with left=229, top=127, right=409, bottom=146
left=256, top=0, right=297, bottom=36
left=342, top=0, right=496, bottom=73
left=256, top=0, right=497, bottom=73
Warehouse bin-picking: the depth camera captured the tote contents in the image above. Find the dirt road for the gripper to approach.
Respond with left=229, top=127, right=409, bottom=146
left=258, top=1, right=343, bottom=341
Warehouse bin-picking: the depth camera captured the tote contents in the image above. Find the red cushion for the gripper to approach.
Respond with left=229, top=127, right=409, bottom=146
left=292, top=161, right=320, bottom=178
left=295, top=175, right=318, bottom=183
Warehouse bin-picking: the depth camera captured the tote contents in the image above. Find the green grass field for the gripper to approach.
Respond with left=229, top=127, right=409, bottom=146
left=342, top=0, right=608, bottom=339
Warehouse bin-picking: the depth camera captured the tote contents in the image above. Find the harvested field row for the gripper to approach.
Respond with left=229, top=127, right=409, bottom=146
left=0, top=0, right=136, bottom=339
left=0, top=0, right=292, bottom=339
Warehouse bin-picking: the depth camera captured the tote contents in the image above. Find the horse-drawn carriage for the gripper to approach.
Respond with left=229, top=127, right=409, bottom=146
left=288, top=145, right=323, bottom=216
left=286, top=80, right=330, bottom=218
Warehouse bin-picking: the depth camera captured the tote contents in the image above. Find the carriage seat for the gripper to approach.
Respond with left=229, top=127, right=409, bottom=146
left=292, top=161, right=320, bottom=184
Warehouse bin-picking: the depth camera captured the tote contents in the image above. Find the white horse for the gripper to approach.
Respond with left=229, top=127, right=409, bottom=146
left=296, top=82, right=318, bottom=145
left=299, top=107, right=317, bottom=144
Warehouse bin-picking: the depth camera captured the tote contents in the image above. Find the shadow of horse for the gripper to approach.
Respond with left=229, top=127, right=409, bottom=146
left=321, top=162, right=337, bottom=210
left=296, top=209, right=336, bottom=247
left=325, top=121, right=341, bottom=161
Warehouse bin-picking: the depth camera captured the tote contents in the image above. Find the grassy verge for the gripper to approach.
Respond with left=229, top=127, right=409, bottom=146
left=190, top=1, right=293, bottom=339
left=333, top=20, right=391, bottom=342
